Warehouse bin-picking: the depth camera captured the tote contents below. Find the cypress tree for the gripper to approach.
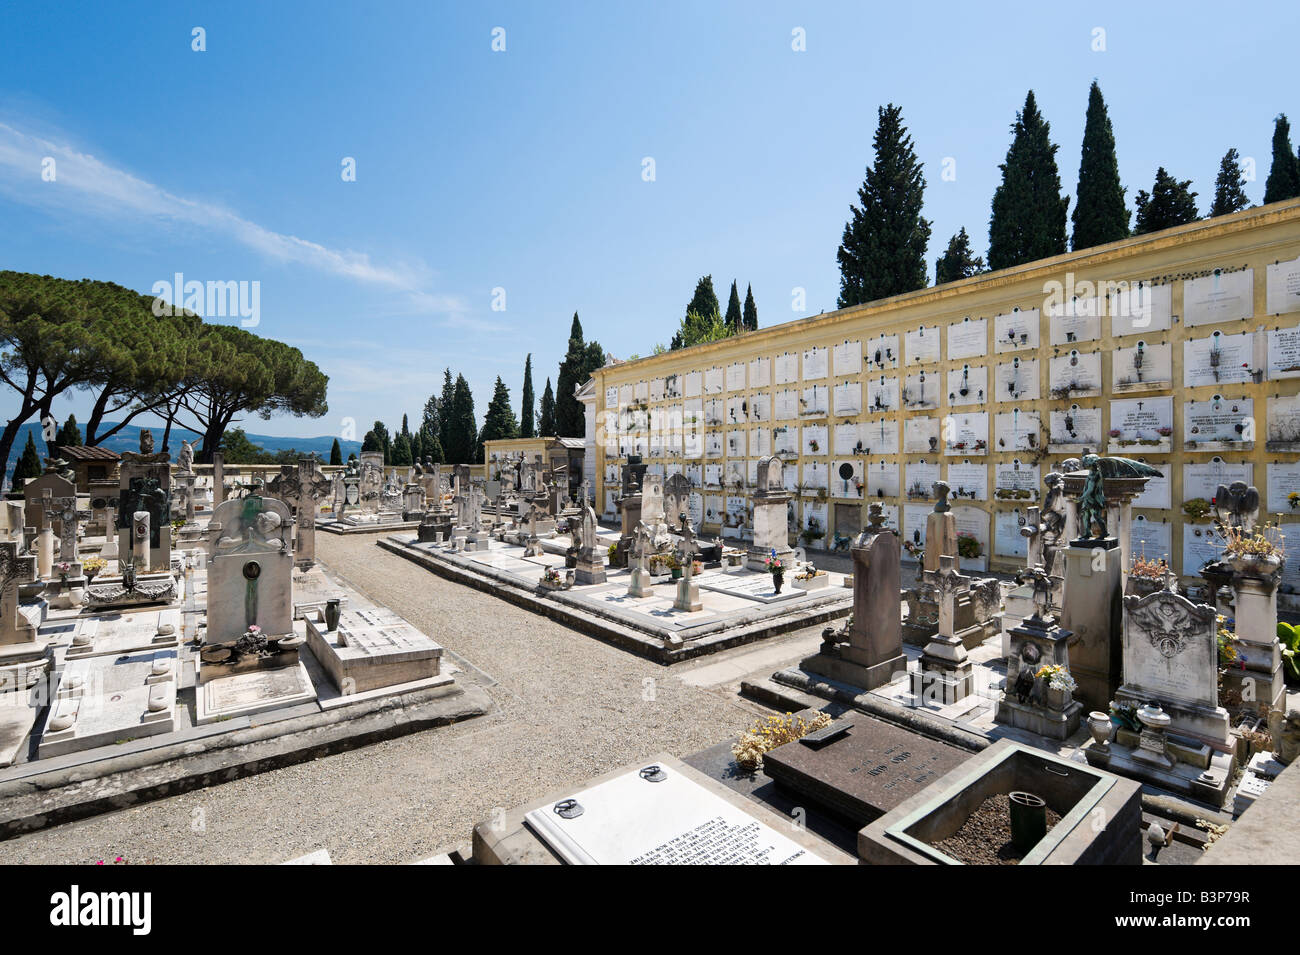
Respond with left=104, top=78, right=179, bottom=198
left=520, top=354, right=536, bottom=438
left=445, top=374, right=479, bottom=464
left=724, top=280, right=742, bottom=333
left=329, top=438, right=342, bottom=465
left=479, top=376, right=521, bottom=446
left=56, top=414, right=82, bottom=450
left=1134, top=167, right=1199, bottom=235
left=934, top=228, right=986, bottom=285
left=837, top=103, right=931, bottom=307
left=1209, top=149, right=1251, bottom=217
left=742, top=284, right=758, bottom=331
left=437, top=368, right=455, bottom=457
left=556, top=313, right=593, bottom=438
left=1071, top=81, right=1129, bottom=250
left=538, top=378, right=556, bottom=437
left=988, top=91, right=1070, bottom=271
left=685, top=277, right=720, bottom=324
left=391, top=432, right=413, bottom=466
left=10, top=430, right=41, bottom=489
left=1264, top=115, right=1300, bottom=204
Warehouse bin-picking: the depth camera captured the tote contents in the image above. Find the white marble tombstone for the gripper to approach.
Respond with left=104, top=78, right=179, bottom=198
left=206, top=495, right=295, bottom=643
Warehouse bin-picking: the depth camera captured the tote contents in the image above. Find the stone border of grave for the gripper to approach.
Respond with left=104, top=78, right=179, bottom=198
left=378, top=536, right=851, bottom=663
left=318, top=519, right=422, bottom=536
left=0, top=678, right=491, bottom=839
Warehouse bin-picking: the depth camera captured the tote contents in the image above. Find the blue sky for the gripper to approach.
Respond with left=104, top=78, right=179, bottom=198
left=1, top=1, right=1297, bottom=442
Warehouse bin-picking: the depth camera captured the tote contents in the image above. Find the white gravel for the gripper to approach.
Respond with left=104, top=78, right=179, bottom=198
left=0, top=532, right=803, bottom=864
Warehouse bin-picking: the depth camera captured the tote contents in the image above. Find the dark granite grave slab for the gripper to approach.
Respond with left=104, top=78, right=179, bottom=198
left=762, top=717, right=970, bottom=828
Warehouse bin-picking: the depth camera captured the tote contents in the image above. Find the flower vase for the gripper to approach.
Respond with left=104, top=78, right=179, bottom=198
left=772, top=572, right=784, bottom=594
left=1087, top=712, right=1114, bottom=746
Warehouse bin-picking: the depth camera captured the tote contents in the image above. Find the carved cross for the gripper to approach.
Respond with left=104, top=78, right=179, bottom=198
left=923, top=554, right=968, bottom=638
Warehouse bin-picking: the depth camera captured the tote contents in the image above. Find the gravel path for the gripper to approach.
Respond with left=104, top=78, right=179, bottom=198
left=0, top=533, right=802, bottom=865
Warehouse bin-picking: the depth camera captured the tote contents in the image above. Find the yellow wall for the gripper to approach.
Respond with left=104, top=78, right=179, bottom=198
left=592, top=200, right=1300, bottom=581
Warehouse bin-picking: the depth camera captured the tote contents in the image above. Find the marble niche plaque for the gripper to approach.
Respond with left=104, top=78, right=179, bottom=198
left=834, top=381, right=862, bottom=416
left=833, top=422, right=863, bottom=456
left=1112, top=340, right=1172, bottom=392
left=703, top=494, right=724, bottom=524
left=994, top=459, right=1040, bottom=502
left=1183, top=330, right=1256, bottom=388
left=1184, top=269, right=1254, bottom=327
left=866, top=460, right=900, bottom=500
left=801, top=460, right=828, bottom=491
left=725, top=361, right=746, bottom=392
left=802, top=345, right=829, bottom=381
left=946, top=461, right=988, bottom=502
left=994, top=409, right=1041, bottom=453
left=1267, top=256, right=1300, bottom=316
left=995, top=357, right=1039, bottom=401
left=749, top=356, right=771, bottom=388
left=953, top=505, right=990, bottom=570
left=684, top=371, right=702, bottom=398
left=831, top=460, right=863, bottom=499
left=902, top=503, right=929, bottom=556
left=865, top=333, right=900, bottom=370
left=1049, top=404, right=1102, bottom=450
left=802, top=424, right=828, bottom=457
left=944, top=412, right=988, bottom=456
left=1131, top=463, right=1171, bottom=510
left=901, top=370, right=939, bottom=409
left=1184, top=396, right=1253, bottom=451
left=1268, top=394, right=1300, bottom=451
left=946, top=364, right=987, bottom=407
left=771, top=352, right=795, bottom=386
left=1266, top=462, right=1300, bottom=514
left=994, top=307, right=1039, bottom=353
left=750, top=393, right=770, bottom=423
left=1109, top=396, right=1173, bottom=453
left=1182, top=522, right=1227, bottom=579
left=1110, top=282, right=1172, bottom=337
left=1048, top=350, right=1102, bottom=397
left=905, top=325, right=940, bottom=365
left=905, top=460, right=941, bottom=501
left=524, top=763, right=833, bottom=865
left=865, top=376, right=898, bottom=414
left=903, top=416, right=940, bottom=454
left=860, top=417, right=899, bottom=456
left=832, top=339, right=862, bottom=376
left=1267, top=326, right=1300, bottom=380
left=1183, top=459, right=1253, bottom=502
left=995, top=508, right=1029, bottom=558
left=1049, top=296, right=1102, bottom=346
left=1129, top=516, right=1172, bottom=564
left=946, top=317, right=987, bottom=360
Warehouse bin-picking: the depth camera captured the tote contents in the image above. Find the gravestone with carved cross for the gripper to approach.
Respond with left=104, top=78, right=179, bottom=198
left=910, top=555, right=976, bottom=704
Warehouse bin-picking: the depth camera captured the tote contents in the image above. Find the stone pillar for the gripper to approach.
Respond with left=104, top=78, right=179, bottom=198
left=673, top=530, right=702, bottom=612
left=924, top=485, right=958, bottom=573
left=211, top=452, right=226, bottom=505
left=1060, top=541, right=1123, bottom=713
left=911, top=555, right=976, bottom=703
left=36, top=520, right=53, bottom=580
left=1230, top=569, right=1286, bottom=714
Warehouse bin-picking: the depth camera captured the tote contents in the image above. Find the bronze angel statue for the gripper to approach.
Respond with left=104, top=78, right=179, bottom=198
left=1077, top=454, right=1164, bottom=539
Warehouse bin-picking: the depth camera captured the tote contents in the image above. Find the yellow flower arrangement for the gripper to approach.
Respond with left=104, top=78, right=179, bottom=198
left=731, top=711, right=832, bottom=770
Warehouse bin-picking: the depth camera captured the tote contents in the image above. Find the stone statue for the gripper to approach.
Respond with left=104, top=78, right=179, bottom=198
left=1213, top=481, right=1260, bottom=533
left=1077, top=454, right=1164, bottom=539
left=139, top=429, right=155, bottom=455
left=177, top=439, right=195, bottom=473
left=1268, top=708, right=1300, bottom=765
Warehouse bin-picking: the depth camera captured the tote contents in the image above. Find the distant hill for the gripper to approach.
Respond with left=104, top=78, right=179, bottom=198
left=4, top=421, right=362, bottom=485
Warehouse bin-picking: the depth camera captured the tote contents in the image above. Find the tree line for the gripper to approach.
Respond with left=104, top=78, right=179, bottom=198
left=0, top=271, right=329, bottom=484
left=361, top=312, right=606, bottom=466
left=838, top=83, right=1300, bottom=306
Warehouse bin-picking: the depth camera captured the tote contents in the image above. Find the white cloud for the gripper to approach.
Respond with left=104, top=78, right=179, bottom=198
left=0, top=120, right=468, bottom=318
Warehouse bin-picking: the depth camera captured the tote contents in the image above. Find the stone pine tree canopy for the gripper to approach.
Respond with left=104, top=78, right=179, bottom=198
left=0, top=271, right=329, bottom=471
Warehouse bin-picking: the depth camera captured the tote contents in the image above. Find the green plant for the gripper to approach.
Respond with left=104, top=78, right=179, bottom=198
left=1182, top=498, right=1212, bottom=521
left=1278, top=622, right=1300, bottom=678
left=956, top=533, right=983, bottom=559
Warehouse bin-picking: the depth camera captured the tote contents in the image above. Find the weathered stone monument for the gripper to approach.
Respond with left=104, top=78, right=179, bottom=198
left=203, top=495, right=297, bottom=650
left=1083, top=580, right=1235, bottom=805
left=801, top=503, right=906, bottom=690
left=663, top=472, right=692, bottom=534
left=574, top=504, right=606, bottom=586
left=994, top=565, right=1082, bottom=739
left=626, top=523, right=654, bottom=598
left=267, top=457, right=331, bottom=570
left=673, top=523, right=702, bottom=612
left=746, top=456, right=794, bottom=572
left=116, top=430, right=172, bottom=571
left=615, top=456, right=646, bottom=566
left=910, top=555, right=975, bottom=704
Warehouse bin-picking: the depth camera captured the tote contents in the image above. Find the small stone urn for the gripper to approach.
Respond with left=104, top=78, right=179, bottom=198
left=325, top=598, right=341, bottom=632
left=1087, top=711, right=1114, bottom=746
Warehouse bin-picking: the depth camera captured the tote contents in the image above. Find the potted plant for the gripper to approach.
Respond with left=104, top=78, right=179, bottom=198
left=1182, top=498, right=1212, bottom=521
left=1126, top=554, right=1169, bottom=597
left=667, top=553, right=683, bottom=580
left=765, top=550, right=785, bottom=593
left=82, top=557, right=106, bottom=582
left=1037, top=664, right=1077, bottom=711
left=1222, top=520, right=1286, bottom=579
